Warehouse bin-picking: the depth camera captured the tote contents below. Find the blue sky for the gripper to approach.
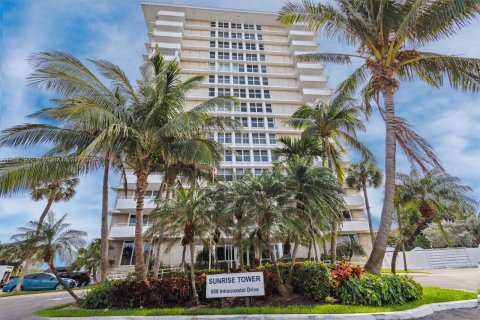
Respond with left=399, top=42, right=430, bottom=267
left=0, top=0, right=479, bottom=244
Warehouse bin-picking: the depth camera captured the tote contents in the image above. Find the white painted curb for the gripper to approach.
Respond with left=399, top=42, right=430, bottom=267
left=50, top=299, right=478, bottom=320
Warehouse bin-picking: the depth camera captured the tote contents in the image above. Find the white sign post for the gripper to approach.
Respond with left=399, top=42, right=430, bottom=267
left=206, top=272, right=265, bottom=299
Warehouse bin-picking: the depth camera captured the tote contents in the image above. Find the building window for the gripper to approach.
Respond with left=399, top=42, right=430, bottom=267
left=264, top=90, right=271, bottom=99
left=235, top=117, right=248, bottom=128
left=120, top=241, right=152, bottom=266
left=210, top=41, right=216, bottom=48
left=269, top=134, right=276, bottom=145
left=232, top=64, right=245, bottom=72
left=261, top=65, right=267, bottom=73
left=210, top=52, right=216, bottom=59
left=267, top=118, right=275, bottom=128
left=251, top=117, right=264, bottom=128
left=262, top=77, right=269, bottom=85
left=218, top=41, right=229, bottom=48
left=208, top=88, right=215, bottom=97
left=232, top=52, right=244, bottom=61
left=231, top=23, right=241, bottom=29
left=246, top=54, right=257, bottom=61
left=218, top=52, right=229, bottom=60
left=216, top=245, right=234, bottom=261
left=252, top=133, right=267, bottom=144
left=265, top=103, right=272, bottom=113
left=246, top=65, right=259, bottom=73
left=218, top=88, right=231, bottom=96
left=249, top=89, right=262, bottom=98
left=211, top=21, right=216, bottom=27
left=208, top=133, right=215, bottom=141
left=218, top=22, right=229, bottom=28
left=234, top=102, right=248, bottom=112
left=218, top=31, right=229, bottom=38
left=209, top=75, right=215, bottom=83
left=236, top=168, right=246, bottom=180
left=218, top=75, right=230, bottom=84
left=248, top=77, right=260, bottom=85
left=245, top=43, right=256, bottom=50
left=231, top=32, right=242, bottom=39
left=128, top=214, right=149, bottom=227
left=232, top=42, right=243, bottom=49
left=256, top=25, right=262, bottom=30
left=235, top=150, right=250, bottom=162
left=253, top=150, right=268, bottom=162
left=218, top=168, right=233, bottom=181
left=233, top=76, right=245, bottom=85
left=244, top=24, right=254, bottom=30
left=254, top=168, right=268, bottom=176
left=250, top=102, right=263, bottom=112
left=235, top=133, right=249, bottom=144
left=244, top=33, right=255, bottom=40
left=218, top=133, right=232, bottom=144
left=258, top=44, right=264, bottom=51
left=257, top=34, right=263, bottom=40
left=218, top=63, right=230, bottom=72
left=233, top=88, right=246, bottom=98
left=210, top=31, right=216, bottom=38
left=259, top=54, right=266, bottom=62
left=224, top=150, right=232, bottom=162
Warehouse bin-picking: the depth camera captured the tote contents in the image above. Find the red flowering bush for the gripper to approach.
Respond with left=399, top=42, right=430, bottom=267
left=261, top=269, right=280, bottom=296
left=330, top=261, right=364, bottom=288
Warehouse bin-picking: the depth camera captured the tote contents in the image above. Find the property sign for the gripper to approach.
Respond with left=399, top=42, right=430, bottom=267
left=206, top=272, right=265, bottom=298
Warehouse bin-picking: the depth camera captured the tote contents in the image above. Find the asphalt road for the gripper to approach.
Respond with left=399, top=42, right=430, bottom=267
left=0, top=290, right=85, bottom=320
left=409, top=267, right=479, bottom=291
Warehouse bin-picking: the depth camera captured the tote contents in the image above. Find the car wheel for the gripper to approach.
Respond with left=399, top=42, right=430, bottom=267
left=55, top=283, right=64, bottom=290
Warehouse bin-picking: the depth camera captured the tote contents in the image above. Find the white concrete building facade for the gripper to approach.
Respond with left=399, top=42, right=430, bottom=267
left=107, top=3, right=372, bottom=274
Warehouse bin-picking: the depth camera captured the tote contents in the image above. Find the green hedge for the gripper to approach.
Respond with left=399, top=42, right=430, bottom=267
left=338, top=274, right=422, bottom=306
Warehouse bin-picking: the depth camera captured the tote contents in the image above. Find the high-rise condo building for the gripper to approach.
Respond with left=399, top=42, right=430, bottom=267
left=107, top=2, right=372, bottom=275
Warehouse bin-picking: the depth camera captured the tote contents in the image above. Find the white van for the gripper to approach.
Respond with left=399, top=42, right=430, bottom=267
left=0, top=266, right=14, bottom=288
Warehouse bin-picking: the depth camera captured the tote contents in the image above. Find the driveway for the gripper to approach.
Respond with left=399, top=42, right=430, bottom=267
left=409, top=267, right=479, bottom=291
left=0, top=290, right=86, bottom=320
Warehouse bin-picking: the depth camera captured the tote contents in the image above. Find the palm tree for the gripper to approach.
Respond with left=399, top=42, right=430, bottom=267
left=149, top=181, right=214, bottom=305
left=276, top=155, right=345, bottom=281
left=346, top=160, right=383, bottom=245
left=12, top=176, right=78, bottom=291
left=230, top=172, right=292, bottom=296
left=279, top=0, right=480, bottom=273
left=285, top=94, right=372, bottom=263
left=12, top=211, right=87, bottom=303
left=391, top=167, right=478, bottom=273
left=70, top=238, right=101, bottom=283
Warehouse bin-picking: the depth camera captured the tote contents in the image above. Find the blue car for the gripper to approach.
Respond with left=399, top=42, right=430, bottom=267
left=2, top=272, right=76, bottom=292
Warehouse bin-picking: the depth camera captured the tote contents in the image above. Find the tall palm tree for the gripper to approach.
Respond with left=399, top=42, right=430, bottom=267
left=12, top=211, right=87, bottom=303
left=391, top=167, right=478, bottom=273
left=346, top=160, right=383, bottom=245
left=70, top=238, right=101, bottom=283
left=230, top=172, right=292, bottom=296
left=149, top=181, right=214, bottom=305
left=285, top=94, right=372, bottom=263
left=279, top=0, right=480, bottom=273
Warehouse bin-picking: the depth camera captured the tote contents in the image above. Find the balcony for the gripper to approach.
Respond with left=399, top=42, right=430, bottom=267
left=288, top=30, right=315, bottom=41
left=344, top=195, right=365, bottom=209
left=155, top=20, right=184, bottom=31
left=109, top=222, right=154, bottom=239
left=114, top=198, right=157, bottom=210
left=152, top=31, right=183, bottom=43
left=291, top=40, right=317, bottom=50
left=301, top=88, right=332, bottom=102
left=341, top=219, right=370, bottom=233
left=157, top=10, right=185, bottom=21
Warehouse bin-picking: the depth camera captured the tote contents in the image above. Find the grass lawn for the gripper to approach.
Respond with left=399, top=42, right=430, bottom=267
left=380, top=268, right=430, bottom=274
left=0, top=286, right=95, bottom=298
left=35, top=287, right=476, bottom=318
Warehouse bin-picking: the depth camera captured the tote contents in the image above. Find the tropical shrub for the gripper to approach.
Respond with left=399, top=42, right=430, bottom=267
left=291, top=261, right=331, bottom=301
left=109, top=280, right=151, bottom=309
left=81, top=280, right=115, bottom=309
left=338, top=274, right=422, bottom=306
left=261, top=269, right=280, bottom=296
left=330, top=261, right=364, bottom=288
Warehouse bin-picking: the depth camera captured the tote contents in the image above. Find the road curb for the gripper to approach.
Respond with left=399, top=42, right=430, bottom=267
left=50, top=299, right=478, bottom=320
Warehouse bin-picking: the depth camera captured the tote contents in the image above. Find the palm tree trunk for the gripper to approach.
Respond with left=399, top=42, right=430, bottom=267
left=287, top=236, right=300, bottom=291
left=181, top=244, right=186, bottom=272
left=397, top=212, right=408, bottom=272
left=152, top=239, right=162, bottom=280
left=92, top=267, right=98, bottom=283
left=100, top=160, right=109, bottom=282
left=321, top=236, right=328, bottom=255
left=134, top=166, right=149, bottom=284
left=362, top=181, right=375, bottom=246
left=365, top=88, right=397, bottom=274
left=238, top=234, right=245, bottom=271
left=266, top=239, right=287, bottom=296
left=307, top=241, right=312, bottom=259
left=391, top=217, right=428, bottom=274
left=16, top=192, right=56, bottom=291
left=190, top=242, right=199, bottom=305
left=330, top=222, right=338, bottom=264
left=48, top=261, right=81, bottom=303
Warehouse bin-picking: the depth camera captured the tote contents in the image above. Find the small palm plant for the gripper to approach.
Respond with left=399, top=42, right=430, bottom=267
left=346, top=160, right=383, bottom=245
left=391, top=167, right=478, bottom=273
left=70, top=238, right=101, bottom=283
left=12, top=211, right=86, bottom=302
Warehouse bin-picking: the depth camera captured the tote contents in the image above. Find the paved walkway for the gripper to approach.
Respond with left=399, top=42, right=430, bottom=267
left=409, top=267, right=479, bottom=291
left=418, top=306, right=479, bottom=319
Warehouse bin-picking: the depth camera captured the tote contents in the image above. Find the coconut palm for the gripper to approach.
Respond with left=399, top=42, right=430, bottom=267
left=346, top=160, right=383, bottom=245
left=12, top=211, right=86, bottom=303
left=279, top=0, right=480, bottom=273
left=391, top=167, right=478, bottom=273
left=273, top=136, right=323, bottom=160
left=336, top=239, right=366, bottom=261
left=149, top=181, right=214, bottom=305
left=231, top=172, right=292, bottom=296
left=285, top=94, right=372, bottom=263
left=70, top=238, right=101, bottom=283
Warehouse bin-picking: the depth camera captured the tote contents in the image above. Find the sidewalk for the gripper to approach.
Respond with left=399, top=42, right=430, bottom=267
left=409, top=267, right=479, bottom=291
